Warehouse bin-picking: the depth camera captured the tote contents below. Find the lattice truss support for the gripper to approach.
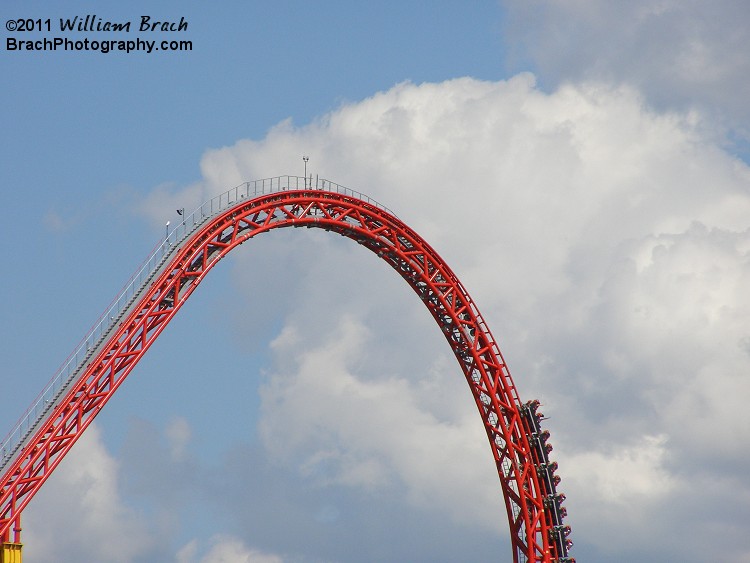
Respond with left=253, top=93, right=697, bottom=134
left=0, top=190, right=571, bottom=562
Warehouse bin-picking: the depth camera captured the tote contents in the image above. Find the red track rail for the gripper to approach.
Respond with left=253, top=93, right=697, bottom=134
left=0, top=188, right=571, bottom=561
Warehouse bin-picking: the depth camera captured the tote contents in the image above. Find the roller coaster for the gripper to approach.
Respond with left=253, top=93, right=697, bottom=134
left=0, top=176, right=572, bottom=562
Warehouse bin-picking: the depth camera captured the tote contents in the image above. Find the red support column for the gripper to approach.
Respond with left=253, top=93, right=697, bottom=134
left=11, top=516, right=19, bottom=544
left=0, top=514, right=22, bottom=563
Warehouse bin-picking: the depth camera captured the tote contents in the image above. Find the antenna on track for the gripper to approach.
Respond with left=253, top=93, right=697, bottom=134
left=303, top=156, right=309, bottom=188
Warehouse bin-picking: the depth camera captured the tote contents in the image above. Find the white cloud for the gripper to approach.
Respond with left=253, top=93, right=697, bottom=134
left=23, top=424, right=158, bottom=563
left=178, top=535, right=283, bottom=563
left=566, top=433, right=676, bottom=505
left=166, top=416, right=193, bottom=462
left=130, top=75, right=750, bottom=561
left=259, top=315, right=501, bottom=529
left=502, top=0, right=750, bottom=148
left=557, top=433, right=678, bottom=553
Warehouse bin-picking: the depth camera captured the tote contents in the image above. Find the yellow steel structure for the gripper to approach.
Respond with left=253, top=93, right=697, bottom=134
left=0, top=543, right=22, bottom=563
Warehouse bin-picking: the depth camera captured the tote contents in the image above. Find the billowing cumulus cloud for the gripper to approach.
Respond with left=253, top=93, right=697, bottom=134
left=129, top=74, right=750, bottom=561
left=10, top=4, right=748, bottom=563
left=259, top=315, right=501, bottom=529
left=21, top=73, right=748, bottom=562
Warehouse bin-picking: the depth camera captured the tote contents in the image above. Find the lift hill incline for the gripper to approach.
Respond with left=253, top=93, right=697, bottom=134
left=0, top=175, right=572, bottom=563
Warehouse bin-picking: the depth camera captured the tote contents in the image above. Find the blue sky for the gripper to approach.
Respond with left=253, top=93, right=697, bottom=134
left=3, top=2, right=750, bottom=562
left=1, top=1, right=509, bottom=441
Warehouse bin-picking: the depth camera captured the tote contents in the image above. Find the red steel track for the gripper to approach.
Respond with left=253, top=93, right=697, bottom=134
left=0, top=178, right=572, bottom=562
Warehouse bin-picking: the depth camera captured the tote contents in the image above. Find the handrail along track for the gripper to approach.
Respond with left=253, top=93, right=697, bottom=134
left=0, top=175, right=572, bottom=562
left=0, top=176, right=394, bottom=472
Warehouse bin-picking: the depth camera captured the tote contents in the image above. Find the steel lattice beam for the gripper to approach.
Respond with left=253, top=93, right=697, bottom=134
left=0, top=189, right=571, bottom=562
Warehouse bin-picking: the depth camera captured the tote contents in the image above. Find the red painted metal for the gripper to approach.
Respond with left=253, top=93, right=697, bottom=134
left=0, top=187, right=570, bottom=561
